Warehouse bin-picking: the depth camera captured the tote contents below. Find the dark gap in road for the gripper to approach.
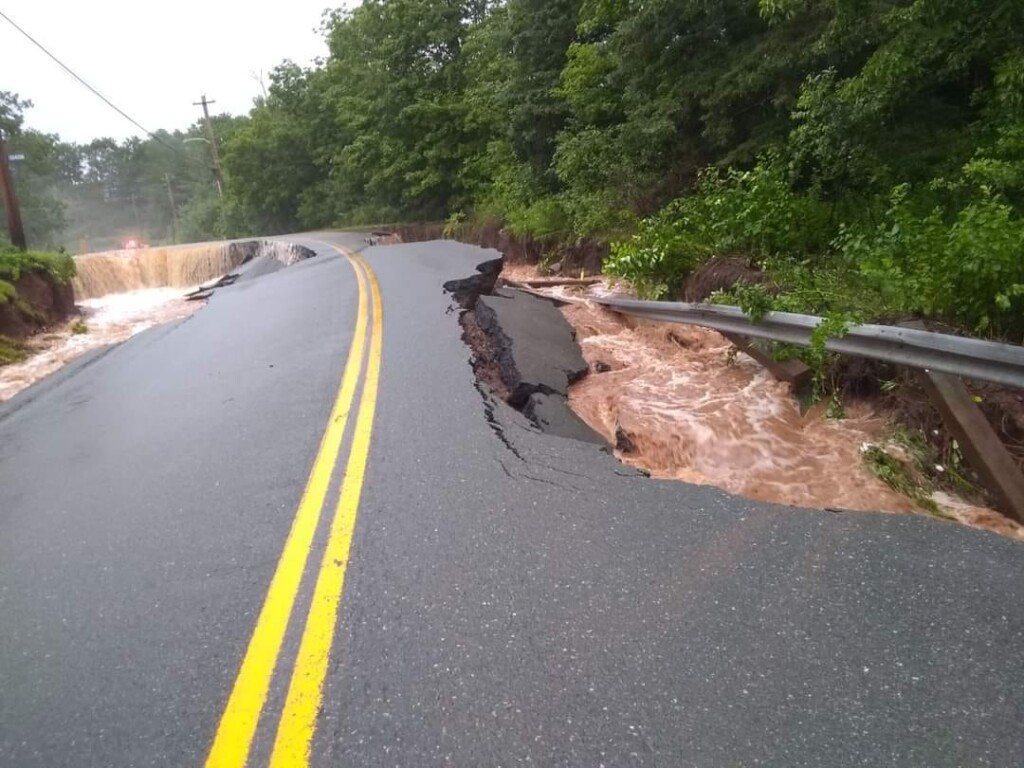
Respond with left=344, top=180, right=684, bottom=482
left=443, top=259, right=606, bottom=447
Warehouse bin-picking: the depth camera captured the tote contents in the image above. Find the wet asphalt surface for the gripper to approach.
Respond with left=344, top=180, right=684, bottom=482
left=1, top=233, right=1022, bottom=766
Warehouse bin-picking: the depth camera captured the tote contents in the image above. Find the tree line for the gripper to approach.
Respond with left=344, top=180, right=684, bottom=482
left=225, top=0, right=1024, bottom=338
left=0, top=90, right=242, bottom=251
left=4, top=0, right=1023, bottom=337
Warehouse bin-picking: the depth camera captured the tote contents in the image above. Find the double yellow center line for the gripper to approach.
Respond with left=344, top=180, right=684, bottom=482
left=206, top=244, right=383, bottom=767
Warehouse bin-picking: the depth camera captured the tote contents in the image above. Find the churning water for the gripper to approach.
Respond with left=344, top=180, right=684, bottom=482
left=1, top=240, right=309, bottom=402
left=501, top=265, right=1019, bottom=540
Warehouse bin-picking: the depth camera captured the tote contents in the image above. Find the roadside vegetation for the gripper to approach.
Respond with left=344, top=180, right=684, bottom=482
left=223, top=0, right=1021, bottom=342
left=5, top=1, right=1022, bottom=346
left=0, top=244, right=76, bottom=304
left=2, top=0, right=1020, bottom=513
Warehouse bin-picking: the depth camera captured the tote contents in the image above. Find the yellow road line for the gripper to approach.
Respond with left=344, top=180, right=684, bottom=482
left=206, top=247, right=368, bottom=768
left=269, top=253, right=384, bottom=766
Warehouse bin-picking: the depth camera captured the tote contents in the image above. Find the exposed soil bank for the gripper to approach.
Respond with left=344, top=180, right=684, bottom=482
left=387, top=220, right=607, bottom=275
left=0, top=270, right=76, bottom=340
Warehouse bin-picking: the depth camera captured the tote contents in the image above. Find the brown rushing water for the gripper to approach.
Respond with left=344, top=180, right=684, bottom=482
left=2, top=240, right=309, bottom=402
left=72, top=243, right=242, bottom=299
left=0, top=288, right=202, bottom=402
left=500, top=266, right=1021, bottom=541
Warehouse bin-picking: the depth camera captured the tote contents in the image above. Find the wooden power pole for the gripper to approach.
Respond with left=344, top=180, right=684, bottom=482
left=0, top=133, right=27, bottom=250
left=193, top=94, right=225, bottom=197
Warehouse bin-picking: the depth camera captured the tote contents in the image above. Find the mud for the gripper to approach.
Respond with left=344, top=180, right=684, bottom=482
left=389, top=220, right=607, bottom=275
left=499, top=263, right=1021, bottom=541
left=445, top=258, right=604, bottom=444
left=0, top=271, right=76, bottom=340
left=458, top=310, right=511, bottom=401
left=681, top=255, right=772, bottom=302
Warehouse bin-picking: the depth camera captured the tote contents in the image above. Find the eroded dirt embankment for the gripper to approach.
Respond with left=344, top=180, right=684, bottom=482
left=0, top=271, right=76, bottom=341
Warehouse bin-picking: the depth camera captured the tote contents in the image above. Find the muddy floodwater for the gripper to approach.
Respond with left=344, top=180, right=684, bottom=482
left=0, top=288, right=202, bottom=402
left=2, top=241, right=308, bottom=403
left=501, top=265, right=1021, bottom=541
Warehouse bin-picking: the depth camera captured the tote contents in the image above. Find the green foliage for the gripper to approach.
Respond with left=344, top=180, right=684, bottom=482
left=681, top=155, right=834, bottom=257
left=70, top=320, right=88, bottom=335
left=722, top=281, right=775, bottom=322
left=861, top=444, right=943, bottom=516
left=843, top=184, right=1024, bottom=337
left=0, top=245, right=76, bottom=304
left=604, top=203, right=711, bottom=298
left=6, top=0, right=1019, bottom=355
left=711, top=279, right=856, bottom=401
left=0, top=335, right=27, bottom=366
left=604, top=153, right=832, bottom=297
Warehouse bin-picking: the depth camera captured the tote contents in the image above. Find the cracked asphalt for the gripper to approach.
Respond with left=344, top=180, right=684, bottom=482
left=1, top=234, right=1022, bottom=766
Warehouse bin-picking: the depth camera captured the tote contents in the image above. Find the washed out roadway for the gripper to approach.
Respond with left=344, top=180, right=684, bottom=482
left=0, top=233, right=1022, bottom=766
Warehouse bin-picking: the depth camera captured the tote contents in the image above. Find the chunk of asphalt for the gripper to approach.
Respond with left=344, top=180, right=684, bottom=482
left=522, top=392, right=606, bottom=445
left=474, top=289, right=588, bottom=407
left=443, top=258, right=504, bottom=310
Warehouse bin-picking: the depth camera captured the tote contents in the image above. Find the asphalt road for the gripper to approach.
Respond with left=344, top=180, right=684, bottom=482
left=1, top=233, right=1022, bottom=767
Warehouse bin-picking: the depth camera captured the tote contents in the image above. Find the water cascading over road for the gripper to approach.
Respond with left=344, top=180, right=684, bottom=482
left=0, top=240, right=313, bottom=401
left=71, top=240, right=308, bottom=299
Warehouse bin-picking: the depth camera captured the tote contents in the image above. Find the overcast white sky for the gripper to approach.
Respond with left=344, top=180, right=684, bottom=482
left=1, top=1, right=352, bottom=143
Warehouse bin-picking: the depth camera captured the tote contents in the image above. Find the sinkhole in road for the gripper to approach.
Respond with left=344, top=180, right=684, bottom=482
left=0, top=240, right=315, bottom=403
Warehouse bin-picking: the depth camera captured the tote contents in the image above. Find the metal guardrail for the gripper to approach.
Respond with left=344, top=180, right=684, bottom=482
left=591, top=297, right=1024, bottom=389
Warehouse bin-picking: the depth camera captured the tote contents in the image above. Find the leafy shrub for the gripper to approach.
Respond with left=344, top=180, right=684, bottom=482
left=709, top=280, right=857, bottom=401
left=604, top=152, right=834, bottom=298
left=0, top=245, right=77, bottom=304
left=604, top=203, right=711, bottom=298
left=843, top=185, right=1024, bottom=338
left=504, top=197, right=570, bottom=239
left=0, top=335, right=27, bottom=365
left=683, top=152, right=834, bottom=257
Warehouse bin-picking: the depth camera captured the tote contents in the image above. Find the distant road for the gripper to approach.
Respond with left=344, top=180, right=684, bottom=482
left=1, top=232, right=1022, bottom=766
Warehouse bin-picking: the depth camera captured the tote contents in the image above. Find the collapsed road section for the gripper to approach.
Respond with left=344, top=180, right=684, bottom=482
left=445, top=259, right=606, bottom=445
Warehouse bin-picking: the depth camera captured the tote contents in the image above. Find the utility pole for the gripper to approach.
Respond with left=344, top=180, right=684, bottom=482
left=164, top=174, right=178, bottom=244
left=0, top=133, right=27, bottom=250
left=193, top=94, right=224, bottom=197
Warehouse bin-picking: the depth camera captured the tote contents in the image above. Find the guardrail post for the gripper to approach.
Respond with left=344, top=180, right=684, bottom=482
left=721, top=332, right=812, bottom=387
left=915, top=369, right=1024, bottom=523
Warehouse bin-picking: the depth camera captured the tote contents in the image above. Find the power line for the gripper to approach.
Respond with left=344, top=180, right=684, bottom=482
left=0, top=9, right=199, bottom=165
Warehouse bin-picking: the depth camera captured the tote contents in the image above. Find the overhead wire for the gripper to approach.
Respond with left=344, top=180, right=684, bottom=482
left=0, top=9, right=211, bottom=172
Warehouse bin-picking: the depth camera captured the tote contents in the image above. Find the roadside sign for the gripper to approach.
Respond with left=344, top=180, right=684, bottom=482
left=8, top=154, right=24, bottom=161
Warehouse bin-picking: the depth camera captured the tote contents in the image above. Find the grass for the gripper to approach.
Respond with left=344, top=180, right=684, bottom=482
left=0, top=245, right=77, bottom=306
left=861, top=444, right=946, bottom=516
left=71, top=320, right=89, bottom=335
left=0, top=335, right=27, bottom=365
left=858, top=423, right=983, bottom=520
